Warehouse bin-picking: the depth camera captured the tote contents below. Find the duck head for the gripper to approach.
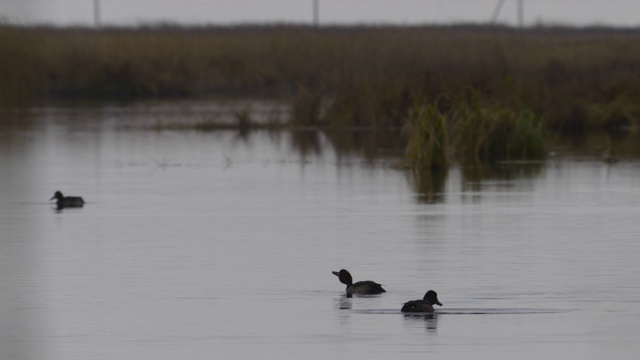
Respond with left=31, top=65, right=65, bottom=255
left=332, top=269, right=353, bottom=287
left=424, top=290, right=443, bottom=306
left=50, top=191, right=64, bottom=201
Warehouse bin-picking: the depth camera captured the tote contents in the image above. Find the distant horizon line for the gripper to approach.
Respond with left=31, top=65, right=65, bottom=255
left=4, top=19, right=640, bottom=31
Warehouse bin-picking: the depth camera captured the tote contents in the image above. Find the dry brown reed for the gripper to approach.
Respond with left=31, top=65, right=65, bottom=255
left=0, top=24, right=43, bottom=106
left=3, top=24, right=640, bottom=133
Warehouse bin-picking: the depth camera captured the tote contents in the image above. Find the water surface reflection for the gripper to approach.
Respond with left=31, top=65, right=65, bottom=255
left=2, top=102, right=640, bottom=360
left=402, top=313, right=439, bottom=332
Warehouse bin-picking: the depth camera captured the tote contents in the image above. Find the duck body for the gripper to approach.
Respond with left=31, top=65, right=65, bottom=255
left=50, top=190, right=85, bottom=208
left=401, top=290, right=443, bottom=313
left=332, top=269, right=386, bottom=295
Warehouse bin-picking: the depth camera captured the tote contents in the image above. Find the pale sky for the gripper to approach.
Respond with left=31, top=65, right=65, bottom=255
left=2, top=0, right=640, bottom=27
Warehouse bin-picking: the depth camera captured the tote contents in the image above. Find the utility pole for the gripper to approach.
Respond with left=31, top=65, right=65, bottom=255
left=517, top=0, right=524, bottom=28
left=491, top=0, right=524, bottom=28
left=94, top=0, right=101, bottom=28
left=491, top=0, right=506, bottom=24
left=313, top=0, right=319, bottom=27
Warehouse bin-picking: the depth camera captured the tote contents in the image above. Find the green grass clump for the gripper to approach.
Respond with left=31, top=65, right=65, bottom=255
left=403, top=101, right=450, bottom=170
left=454, top=97, right=546, bottom=163
left=404, top=94, right=546, bottom=169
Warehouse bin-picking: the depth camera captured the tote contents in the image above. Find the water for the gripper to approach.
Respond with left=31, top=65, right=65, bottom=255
left=2, top=102, right=640, bottom=359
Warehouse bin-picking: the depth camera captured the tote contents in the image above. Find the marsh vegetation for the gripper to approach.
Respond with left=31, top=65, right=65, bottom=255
left=2, top=23, right=640, bottom=166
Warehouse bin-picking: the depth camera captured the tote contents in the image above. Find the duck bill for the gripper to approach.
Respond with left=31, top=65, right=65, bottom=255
left=435, top=300, right=443, bottom=306
left=50, top=196, right=56, bottom=201
left=331, top=271, right=339, bottom=277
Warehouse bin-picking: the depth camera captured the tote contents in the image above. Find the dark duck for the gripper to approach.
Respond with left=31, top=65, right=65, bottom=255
left=50, top=190, right=85, bottom=208
left=401, top=290, right=443, bottom=313
left=332, top=269, right=386, bottom=295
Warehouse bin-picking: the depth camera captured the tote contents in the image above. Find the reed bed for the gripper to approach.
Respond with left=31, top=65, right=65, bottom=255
left=1, top=25, right=638, bottom=113
left=0, top=25, right=42, bottom=106
left=2, top=23, right=640, bottom=164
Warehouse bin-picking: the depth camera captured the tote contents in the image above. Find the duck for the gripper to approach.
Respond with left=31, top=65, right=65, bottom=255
left=332, top=269, right=386, bottom=295
left=50, top=190, right=85, bottom=208
left=401, top=290, right=443, bottom=313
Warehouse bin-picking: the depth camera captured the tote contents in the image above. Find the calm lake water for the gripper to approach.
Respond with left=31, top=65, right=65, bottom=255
left=2, top=101, right=640, bottom=360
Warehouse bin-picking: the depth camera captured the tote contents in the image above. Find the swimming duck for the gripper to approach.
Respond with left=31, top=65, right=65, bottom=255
left=50, top=190, right=85, bottom=208
left=332, top=269, right=386, bottom=295
left=401, top=290, right=443, bottom=313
